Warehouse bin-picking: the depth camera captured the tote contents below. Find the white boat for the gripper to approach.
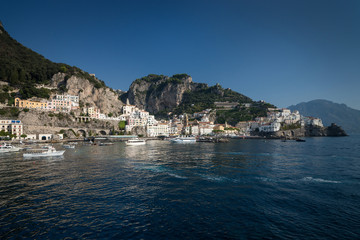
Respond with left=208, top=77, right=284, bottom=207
left=23, top=145, right=65, bottom=158
left=99, top=142, right=114, bottom=146
left=0, top=143, right=23, bottom=153
left=170, top=136, right=197, bottom=143
left=125, top=138, right=146, bottom=146
left=63, top=144, right=75, bottom=149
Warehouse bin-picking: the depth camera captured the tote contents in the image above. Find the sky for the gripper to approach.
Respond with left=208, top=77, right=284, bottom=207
left=1, top=0, right=360, bottom=110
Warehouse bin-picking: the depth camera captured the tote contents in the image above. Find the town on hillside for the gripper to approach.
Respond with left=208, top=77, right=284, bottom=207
left=0, top=94, right=325, bottom=141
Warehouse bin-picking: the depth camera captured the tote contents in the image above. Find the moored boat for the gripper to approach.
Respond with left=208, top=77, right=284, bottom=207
left=23, top=145, right=65, bottom=157
left=170, top=136, right=196, bottom=143
left=125, top=138, right=146, bottom=146
left=63, top=144, right=75, bottom=149
left=99, top=142, right=114, bottom=146
left=0, top=143, right=23, bottom=153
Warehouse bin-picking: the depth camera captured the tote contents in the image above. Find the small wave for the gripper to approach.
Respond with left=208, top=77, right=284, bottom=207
left=301, top=177, right=341, bottom=184
left=136, top=165, right=165, bottom=173
left=198, top=174, right=229, bottom=182
left=255, top=177, right=277, bottom=182
left=254, top=176, right=341, bottom=184
left=226, top=152, right=275, bottom=157
left=167, top=173, right=187, bottom=179
left=227, top=152, right=249, bottom=155
left=134, top=164, right=187, bottom=179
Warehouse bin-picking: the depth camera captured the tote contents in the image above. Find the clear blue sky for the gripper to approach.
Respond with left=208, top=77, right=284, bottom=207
left=1, top=0, right=360, bottom=109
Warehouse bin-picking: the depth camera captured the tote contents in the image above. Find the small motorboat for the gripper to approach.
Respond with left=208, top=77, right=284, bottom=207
left=295, top=138, right=306, bottom=142
left=125, top=138, right=146, bottom=146
left=23, top=145, right=65, bottom=158
left=63, top=144, right=75, bottom=149
left=99, top=142, right=114, bottom=146
left=0, top=143, right=23, bottom=153
left=170, top=136, right=196, bottom=143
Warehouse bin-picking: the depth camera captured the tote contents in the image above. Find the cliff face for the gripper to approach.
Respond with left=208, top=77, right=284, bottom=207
left=51, top=73, right=123, bottom=115
left=124, top=75, right=195, bottom=114
left=122, top=74, right=253, bottom=115
left=258, top=124, right=348, bottom=138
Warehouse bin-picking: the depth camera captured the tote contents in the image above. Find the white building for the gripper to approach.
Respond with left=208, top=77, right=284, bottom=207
left=39, top=134, right=52, bottom=140
left=147, top=123, right=169, bottom=137
left=25, top=134, right=36, bottom=140
left=147, top=115, right=157, bottom=126
left=259, top=121, right=281, bottom=132
left=198, top=122, right=215, bottom=135
left=123, top=105, right=137, bottom=115
left=0, top=119, right=23, bottom=139
left=122, top=103, right=157, bottom=132
left=56, top=94, right=79, bottom=108
left=301, top=117, right=323, bottom=127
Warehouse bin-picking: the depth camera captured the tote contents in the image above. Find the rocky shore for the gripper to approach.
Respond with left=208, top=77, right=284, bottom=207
left=257, top=123, right=348, bottom=139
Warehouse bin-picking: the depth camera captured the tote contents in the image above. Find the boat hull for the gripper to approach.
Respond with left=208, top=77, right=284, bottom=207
left=170, top=137, right=196, bottom=143
left=23, top=150, right=65, bottom=158
left=125, top=142, right=146, bottom=146
left=0, top=148, right=22, bottom=153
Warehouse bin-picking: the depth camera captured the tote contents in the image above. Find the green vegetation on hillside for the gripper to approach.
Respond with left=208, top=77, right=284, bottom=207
left=134, top=74, right=190, bottom=85
left=0, top=107, right=20, bottom=117
left=280, top=123, right=301, bottom=131
left=216, top=102, right=274, bottom=125
left=126, top=73, right=277, bottom=124
left=0, top=24, right=106, bottom=99
left=173, top=84, right=252, bottom=115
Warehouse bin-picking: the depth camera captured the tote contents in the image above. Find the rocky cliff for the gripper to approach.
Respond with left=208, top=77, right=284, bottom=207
left=120, top=74, right=253, bottom=116
left=51, top=73, right=123, bottom=115
left=121, top=74, right=195, bottom=114
left=258, top=124, right=348, bottom=138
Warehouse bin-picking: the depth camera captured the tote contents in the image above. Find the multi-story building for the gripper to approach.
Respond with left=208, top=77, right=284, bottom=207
left=55, top=94, right=79, bottom=108
left=147, top=123, right=169, bottom=137
left=0, top=119, right=23, bottom=139
left=47, top=94, right=79, bottom=112
left=123, top=104, right=137, bottom=115
left=122, top=103, right=157, bottom=133
left=301, top=116, right=323, bottom=127
left=197, top=122, right=215, bottom=135
left=47, top=98, right=72, bottom=112
left=15, top=98, right=47, bottom=110
left=258, top=121, right=281, bottom=132
left=84, top=107, right=101, bottom=119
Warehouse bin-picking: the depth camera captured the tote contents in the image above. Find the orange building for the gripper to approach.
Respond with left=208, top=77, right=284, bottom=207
left=15, top=98, right=47, bottom=109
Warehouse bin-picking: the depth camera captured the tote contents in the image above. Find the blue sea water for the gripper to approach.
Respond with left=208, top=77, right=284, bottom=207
left=0, top=136, right=360, bottom=239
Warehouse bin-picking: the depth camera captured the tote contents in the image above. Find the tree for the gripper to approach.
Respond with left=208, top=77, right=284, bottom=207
left=118, top=121, right=126, bottom=130
left=21, top=134, right=27, bottom=139
left=60, top=65, right=68, bottom=73
left=0, top=130, right=8, bottom=136
left=19, top=69, right=26, bottom=83
left=9, top=69, right=19, bottom=85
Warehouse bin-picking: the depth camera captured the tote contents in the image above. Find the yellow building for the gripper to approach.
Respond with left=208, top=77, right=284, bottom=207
left=15, top=98, right=47, bottom=109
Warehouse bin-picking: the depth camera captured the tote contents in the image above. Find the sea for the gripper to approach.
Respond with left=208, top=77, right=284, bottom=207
left=0, top=135, right=359, bottom=239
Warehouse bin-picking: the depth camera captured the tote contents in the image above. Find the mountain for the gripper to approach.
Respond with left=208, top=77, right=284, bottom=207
left=288, top=99, right=360, bottom=134
left=0, top=22, right=274, bottom=124
left=0, top=22, right=123, bottom=115
left=120, top=74, right=275, bottom=124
